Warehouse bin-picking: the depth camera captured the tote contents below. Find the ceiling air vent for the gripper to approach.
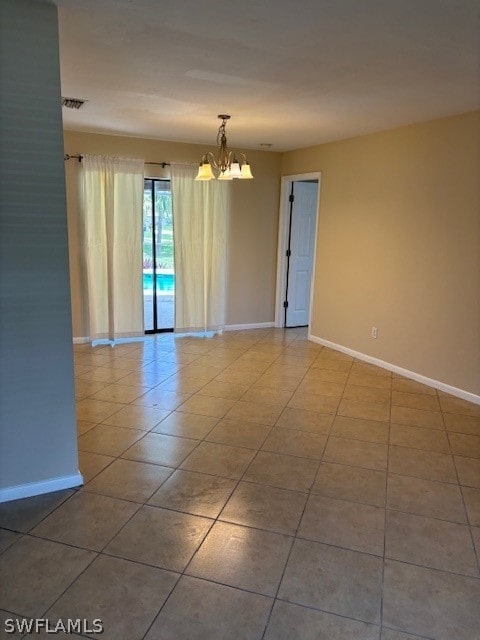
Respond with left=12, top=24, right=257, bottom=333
left=61, top=97, right=86, bottom=109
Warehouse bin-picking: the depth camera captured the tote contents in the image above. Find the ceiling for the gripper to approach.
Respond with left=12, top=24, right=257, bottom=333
left=51, top=0, right=480, bottom=151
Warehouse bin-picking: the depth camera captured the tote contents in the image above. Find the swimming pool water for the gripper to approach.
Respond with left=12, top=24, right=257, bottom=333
left=143, top=272, right=175, bottom=292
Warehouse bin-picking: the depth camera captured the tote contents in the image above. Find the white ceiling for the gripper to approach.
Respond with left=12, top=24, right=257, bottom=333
left=52, top=0, right=480, bottom=151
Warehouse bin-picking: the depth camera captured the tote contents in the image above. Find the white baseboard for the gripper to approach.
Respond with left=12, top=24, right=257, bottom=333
left=0, top=471, right=84, bottom=504
left=309, top=334, right=480, bottom=405
left=73, top=337, right=89, bottom=344
left=224, top=322, right=275, bottom=331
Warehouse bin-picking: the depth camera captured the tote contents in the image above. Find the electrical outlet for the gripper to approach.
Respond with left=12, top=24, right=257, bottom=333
left=371, top=326, right=378, bottom=339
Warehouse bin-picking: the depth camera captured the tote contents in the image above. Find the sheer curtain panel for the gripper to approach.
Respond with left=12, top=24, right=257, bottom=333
left=80, top=155, right=144, bottom=341
left=171, top=164, right=229, bottom=333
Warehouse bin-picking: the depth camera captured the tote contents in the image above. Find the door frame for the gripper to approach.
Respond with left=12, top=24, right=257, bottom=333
left=274, top=172, right=322, bottom=328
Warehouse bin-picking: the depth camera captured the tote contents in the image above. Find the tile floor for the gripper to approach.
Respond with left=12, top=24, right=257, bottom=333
left=1, top=328, right=480, bottom=639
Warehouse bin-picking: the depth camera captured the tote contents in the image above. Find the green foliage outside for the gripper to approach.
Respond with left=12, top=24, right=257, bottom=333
left=143, top=186, right=174, bottom=270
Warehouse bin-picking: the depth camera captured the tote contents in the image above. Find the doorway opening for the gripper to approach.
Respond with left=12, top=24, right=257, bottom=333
left=143, top=178, right=174, bottom=333
left=275, top=173, right=321, bottom=329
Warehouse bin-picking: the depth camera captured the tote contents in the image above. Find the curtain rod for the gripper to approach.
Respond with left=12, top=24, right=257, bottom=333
left=63, top=154, right=170, bottom=167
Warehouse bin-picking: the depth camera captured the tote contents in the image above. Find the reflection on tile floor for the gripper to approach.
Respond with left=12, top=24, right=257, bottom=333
left=1, top=327, right=479, bottom=639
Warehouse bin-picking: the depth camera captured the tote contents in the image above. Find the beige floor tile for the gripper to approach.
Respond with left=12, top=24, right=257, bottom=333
left=155, top=375, right=207, bottom=394
left=381, top=630, right=425, bottom=640
left=347, top=372, right=392, bottom=390
left=180, top=441, right=256, bottom=479
left=145, top=575, right=272, bottom=640
left=152, top=411, right=218, bottom=439
left=115, top=370, right=170, bottom=387
left=77, top=419, right=97, bottom=435
left=261, top=427, right=327, bottom=460
left=338, top=399, right=390, bottom=422
left=199, top=380, right=250, bottom=400
left=105, top=505, right=212, bottom=571
left=78, top=424, right=145, bottom=456
left=383, top=559, right=480, bottom=639
left=391, top=391, right=440, bottom=412
left=122, top=432, right=198, bottom=468
left=74, top=379, right=108, bottom=399
left=243, top=451, right=319, bottom=492
left=351, top=362, right=390, bottom=377
left=206, top=418, right=271, bottom=449
left=256, top=373, right=302, bottom=391
left=472, top=527, right=480, bottom=562
left=303, top=368, right=349, bottom=384
left=242, top=386, right=293, bottom=407
left=90, top=383, right=149, bottom=403
left=454, top=456, right=480, bottom=488
left=0, top=490, right=74, bottom=533
left=215, top=368, right=263, bottom=385
left=132, top=388, right=191, bottom=410
left=391, top=377, right=437, bottom=395
left=148, top=470, right=236, bottom=518
left=387, top=474, right=467, bottom=523
left=288, top=392, right=340, bottom=414
left=108, top=357, right=148, bottom=371
left=84, top=458, right=172, bottom=502
left=279, top=539, right=383, bottom=624
left=323, top=437, right=388, bottom=471
left=224, top=359, right=271, bottom=375
left=299, top=495, right=385, bottom=555
left=0, top=610, right=25, bottom=638
left=389, top=445, right=457, bottom=483
left=78, top=451, right=115, bottom=483
left=444, top=412, right=480, bottom=436
left=264, top=600, right=380, bottom=640
left=440, top=396, right=480, bottom=417
left=48, top=555, right=177, bottom=640
left=296, top=379, right=345, bottom=397
left=0, top=536, right=95, bottom=617
left=310, top=359, right=352, bottom=373
left=342, top=385, right=391, bottom=404
left=0, top=529, right=21, bottom=557
left=225, top=400, right=283, bottom=426
left=390, top=423, right=450, bottom=453
left=76, top=398, right=125, bottom=422
left=312, top=463, right=386, bottom=507
left=219, top=482, right=307, bottom=535
left=141, top=362, right=182, bottom=377
left=102, top=404, right=170, bottom=430
left=74, top=362, right=93, bottom=375
left=331, top=416, right=389, bottom=444
left=449, top=433, right=480, bottom=458
left=177, top=394, right=236, bottom=418
left=275, top=406, right=333, bottom=434
left=265, top=363, right=308, bottom=378
left=462, top=487, right=480, bottom=526
left=32, top=492, right=139, bottom=551
left=187, top=521, right=292, bottom=596
left=76, top=366, right=129, bottom=384
left=385, top=510, right=478, bottom=577
left=390, top=406, right=444, bottom=429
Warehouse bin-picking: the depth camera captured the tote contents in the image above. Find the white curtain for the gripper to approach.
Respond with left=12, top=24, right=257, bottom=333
left=171, top=164, right=229, bottom=333
left=80, top=155, right=144, bottom=341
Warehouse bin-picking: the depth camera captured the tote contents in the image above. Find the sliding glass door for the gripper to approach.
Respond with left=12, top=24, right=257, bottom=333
left=143, top=179, right=174, bottom=332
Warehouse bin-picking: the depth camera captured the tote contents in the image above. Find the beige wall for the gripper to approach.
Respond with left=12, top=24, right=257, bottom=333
left=282, top=111, right=480, bottom=395
left=64, top=131, right=282, bottom=336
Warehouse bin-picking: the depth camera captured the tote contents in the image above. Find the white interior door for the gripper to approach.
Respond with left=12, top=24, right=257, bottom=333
left=285, top=180, right=318, bottom=327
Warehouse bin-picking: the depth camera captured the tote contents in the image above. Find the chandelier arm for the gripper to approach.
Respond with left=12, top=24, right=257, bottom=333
left=206, top=151, right=219, bottom=171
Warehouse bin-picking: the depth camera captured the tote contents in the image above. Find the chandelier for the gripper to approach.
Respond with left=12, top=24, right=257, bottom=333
left=195, top=115, right=254, bottom=181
